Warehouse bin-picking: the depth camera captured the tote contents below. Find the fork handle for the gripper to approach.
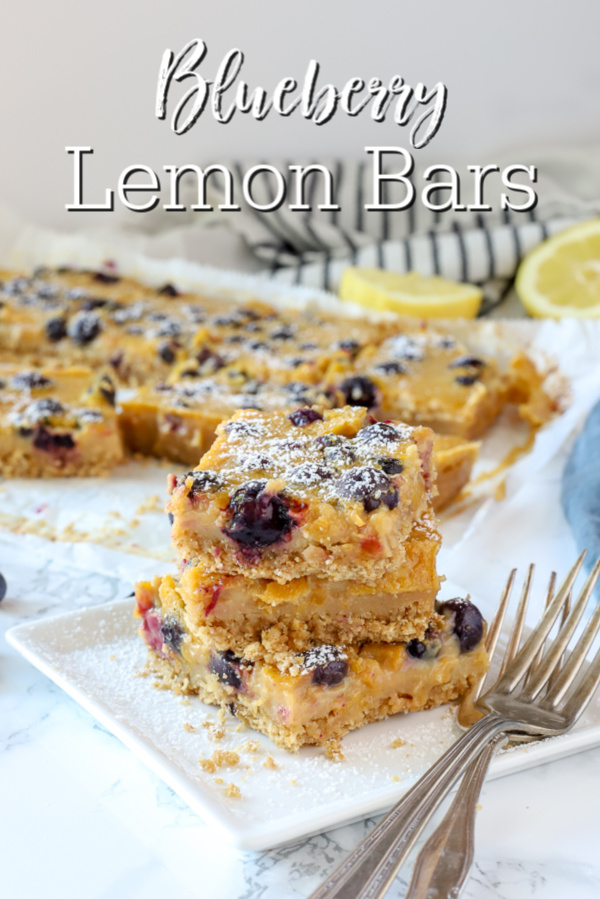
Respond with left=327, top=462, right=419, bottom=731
left=308, top=714, right=511, bottom=899
left=404, top=731, right=507, bottom=899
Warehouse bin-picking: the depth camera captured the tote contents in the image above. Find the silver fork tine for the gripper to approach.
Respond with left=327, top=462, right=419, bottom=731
left=546, top=587, right=572, bottom=695
left=560, top=644, right=600, bottom=725
left=498, top=564, right=533, bottom=677
left=475, top=569, right=516, bottom=700
left=457, top=571, right=517, bottom=728
left=493, top=551, right=586, bottom=693
left=525, top=571, right=556, bottom=687
left=525, top=557, right=600, bottom=700
left=544, top=569, right=600, bottom=706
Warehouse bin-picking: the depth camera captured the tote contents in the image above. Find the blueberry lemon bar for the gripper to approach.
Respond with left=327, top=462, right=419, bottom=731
left=167, top=407, right=436, bottom=583
left=119, top=364, right=342, bottom=466
left=136, top=575, right=488, bottom=751
left=144, top=518, right=440, bottom=652
left=137, top=402, right=488, bottom=750
left=0, top=365, right=123, bottom=477
left=330, top=328, right=510, bottom=439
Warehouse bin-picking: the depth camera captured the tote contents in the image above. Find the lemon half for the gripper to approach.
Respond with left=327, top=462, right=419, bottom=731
left=339, top=268, right=482, bottom=319
left=516, top=219, right=600, bottom=318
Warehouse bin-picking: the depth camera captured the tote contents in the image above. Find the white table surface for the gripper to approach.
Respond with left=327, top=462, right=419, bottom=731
left=2, top=237, right=600, bottom=898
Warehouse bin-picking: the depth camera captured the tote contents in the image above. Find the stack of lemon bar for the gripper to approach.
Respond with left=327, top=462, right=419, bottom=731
left=136, top=404, right=488, bottom=751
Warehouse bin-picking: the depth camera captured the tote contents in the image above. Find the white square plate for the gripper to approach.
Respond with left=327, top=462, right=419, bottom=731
left=8, top=579, right=600, bottom=850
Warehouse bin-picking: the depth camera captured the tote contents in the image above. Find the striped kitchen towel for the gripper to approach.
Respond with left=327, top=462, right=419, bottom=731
left=198, top=148, right=600, bottom=314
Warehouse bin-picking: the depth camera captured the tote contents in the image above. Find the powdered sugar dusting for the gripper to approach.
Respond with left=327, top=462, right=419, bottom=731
left=200, top=411, right=423, bottom=508
left=301, top=645, right=348, bottom=671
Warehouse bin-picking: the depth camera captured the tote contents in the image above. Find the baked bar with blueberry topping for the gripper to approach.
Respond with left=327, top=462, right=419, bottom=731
left=333, top=328, right=510, bottom=439
left=167, top=406, right=436, bottom=582
left=0, top=365, right=123, bottom=477
left=119, top=364, right=341, bottom=466
left=136, top=577, right=488, bottom=751
left=141, top=517, right=440, bottom=651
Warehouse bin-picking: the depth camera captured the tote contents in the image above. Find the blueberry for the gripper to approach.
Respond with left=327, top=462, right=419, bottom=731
left=339, top=376, right=379, bottom=408
left=437, top=598, right=484, bottom=653
left=288, top=407, right=323, bottom=427
left=184, top=470, right=223, bottom=497
left=288, top=462, right=334, bottom=486
left=270, top=325, right=295, bottom=340
left=109, top=351, right=125, bottom=374
left=312, top=659, right=348, bottom=686
left=389, top=335, right=425, bottom=361
left=12, top=372, right=52, bottom=391
left=356, top=422, right=403, bottom=444
left=303, top=647, right=349, bottom=686
left=96, top=375, right=116, bottom=406
left=157, top=320, right=182, bottom=338
left=213, top=315, right=242, bottom=328
left=223, top=480, right=294, bottom=549
left=406, top=634, right=441, bottom=660
left=183, top=304, right=205, bottom=323
left=68, top=312, right=102, bottom=344
left=93, top=271, right=120, bottom=284
left=45, top=317, right=67, bottom=342
left=239, top=452, right=273, bottom=471
left=336, top=339, right=361, bottom=357
left=209, top=650, right=243, bottom=689
left=25, top=398, right=64, bottom=422
left=449, top=355, right=486, bottom=369
left=196, top=347, right=225, bottom=372
left=157, top=283, right=180, bottom=297
left=375, top=360, right=407, bottom=375
left=161, top=617, right=184, bottom=653
left=35, top=283, right=58, bottom=300
left=328, top=447, right=358, bottom=466
left=315, top=434, right=343, bottom=448
left=158, top=341, right=177, bottom=364
left=32, top=426, right=76, bottom=452
left=455, top=374, right=480, bottom=386
left=0, top=572, right=6, bottom=601
left=406, top=639, right=427, bottom=659
left=168, top=512, right=174, bottom=524
left=378, top=457, right=404, bottom=475
left=81, top=297, right=109, bottom=311
left=336, top=466, right=398, bottom=512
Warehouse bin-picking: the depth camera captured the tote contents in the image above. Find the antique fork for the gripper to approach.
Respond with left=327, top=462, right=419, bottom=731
left=403, top=566, right=570, bottom=898
left=308, top=552, right=600, bottom=899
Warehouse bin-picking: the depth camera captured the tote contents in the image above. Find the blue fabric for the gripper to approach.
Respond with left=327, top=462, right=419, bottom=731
left=561, top=399, right=600, bottom=572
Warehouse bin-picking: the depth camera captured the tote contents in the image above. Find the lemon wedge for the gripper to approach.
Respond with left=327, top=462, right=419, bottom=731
left=515, top=219, right=600, bottom=318
left=339, top=268, right=482, bottom=319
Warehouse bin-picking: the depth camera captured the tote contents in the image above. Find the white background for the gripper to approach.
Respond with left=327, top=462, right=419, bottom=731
left=2, top=0, right=600, bottom=230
